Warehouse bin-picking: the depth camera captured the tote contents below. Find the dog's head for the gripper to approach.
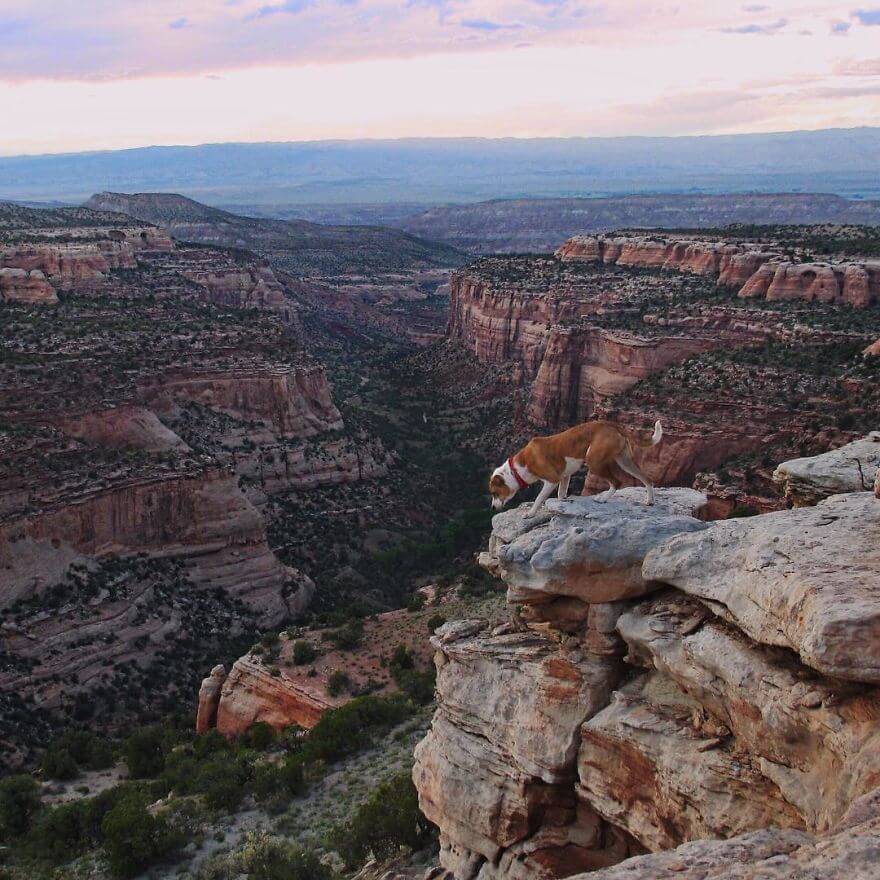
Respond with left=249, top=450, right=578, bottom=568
left=489, top=472, right=516, bottom=510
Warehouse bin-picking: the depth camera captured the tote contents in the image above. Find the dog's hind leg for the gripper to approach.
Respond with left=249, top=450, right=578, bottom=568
left=528, top=480, right=558, bottom=516
left=615, top=452, right=655, bottom=505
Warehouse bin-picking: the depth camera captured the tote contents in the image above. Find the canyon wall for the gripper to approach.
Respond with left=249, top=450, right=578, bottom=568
left=0, top=464, right=298, bottom=624
left=528, top=327, right=717, bottom=427
left=557, top=234, right=880, bottom=308
left=414, top=453, right=880, bottom=880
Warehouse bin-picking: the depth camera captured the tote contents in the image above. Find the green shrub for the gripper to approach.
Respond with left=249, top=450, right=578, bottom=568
left=292, top=640, right=317, bottom=665
left=203, top=832, right=332, bottom=880
left=426, top=614, right=446, bottom=634
left=326, top=619, right=363, bottom=650
left=41, top=746, right=80, bottom=781
left=193, top=758, right=248, bottom=812
left=123, top=726, right=166, bottom=778
left=302, top=695, right=412, bottom=765
left=393, top=668, right=435, bottom=705
left=101, top=793, right=181, bottom=878
left=244, top=722, right=277, bottom=751
left=406, top=592, right=425, bottom=612
left=0, top=775, right=40, bottom=840
left=326, top=670, right=351, bottom=697
left=329, top=773, right=431, bottom=867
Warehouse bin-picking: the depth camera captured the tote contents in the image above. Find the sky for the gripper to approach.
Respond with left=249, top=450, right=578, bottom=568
left=1, top=1, right=880, bottom=155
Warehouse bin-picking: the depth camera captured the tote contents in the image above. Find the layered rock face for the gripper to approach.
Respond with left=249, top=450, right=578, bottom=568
left=214, top=656, right=337, bottom=736
left=528, top=327, right=717, bottom=426
left=0, top=464, right=298, bottom=625
left=557, top=234, right=880, bottom=308
left=141, top=365, right=342, bottom=439
left=447, top=261, right=734, bottom=429
left=0, top=267, right=58, bottom=304
left=447, top=273, right=581, bottom=375
left=415, top=464, right=880, bottom=879
left=773, top=432, right=880, bottom=505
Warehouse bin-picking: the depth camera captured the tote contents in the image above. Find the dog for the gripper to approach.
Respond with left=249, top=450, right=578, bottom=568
left=489, top=419, right=662, bottom=516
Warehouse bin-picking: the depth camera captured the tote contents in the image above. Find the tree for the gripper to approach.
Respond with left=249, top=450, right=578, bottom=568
left=122, top=726, right=165, bottom=778
left=0, top=775, right=41, bottom=840
left=101, top=794, right=180, bottom=878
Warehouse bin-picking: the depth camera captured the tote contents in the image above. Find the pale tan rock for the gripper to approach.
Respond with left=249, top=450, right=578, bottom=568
left=643, top=492, right=880, bottom=682
left=570, top=788, right=880, bottom=879
left=773, top=432, right=880, bottom=505
left=577, top=673, right=806, bottom=852
left=413, top=626, right=635, bottom=879
left=486, top=489, right=707, bottom=605
left=618, top=593, right=880, bottom=830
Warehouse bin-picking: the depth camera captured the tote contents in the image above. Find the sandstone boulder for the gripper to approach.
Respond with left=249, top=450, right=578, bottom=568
left=430, top=626, right=624, bottom=784
left=773, top=432, right=880, bottom=505
left=643, top=492, right=880, bottom=682
left=570, top=788, right=880, bottom=880
left=618, top=593, right=880, bottom=830
left=414, top=624, right=638, bottom=880
left=216, top=653, right=336, bottom=736
left=577, top=673, right=806, bottom=852
left=486, top=489, right=707, bottom=605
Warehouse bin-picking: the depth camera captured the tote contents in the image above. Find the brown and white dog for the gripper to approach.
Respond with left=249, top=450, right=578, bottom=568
left=489, top=419, right=662, bottom=516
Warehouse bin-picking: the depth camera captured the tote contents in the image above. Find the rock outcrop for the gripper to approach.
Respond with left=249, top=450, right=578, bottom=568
left=215, top=654, right=338, bottom=736
left=556, top=234, right=880, bottom=308
left=416, top=448, right=880, bottom=880
left=573, top=788, right=880, bottom=879
left=196, top=665, right=228, bottom=735
left=0, top=267, right=58, bottom=304
left=0, top=465, right=301, bottom=625
left=527, top=328, right=717, bottom=427
left=773, top=432, right=880, bottom=505
left=140, top=365, right=343, bottom=439
left=643, top=491, right=880, bottom=683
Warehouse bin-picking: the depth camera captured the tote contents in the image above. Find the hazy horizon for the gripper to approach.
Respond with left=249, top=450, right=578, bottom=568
left=2, top=1, right=880, bottom=155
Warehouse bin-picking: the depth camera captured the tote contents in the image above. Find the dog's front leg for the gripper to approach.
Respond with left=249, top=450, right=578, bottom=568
left=557, top=475, right=571, bottom=500
left=527, top=480, right=557, bottom=516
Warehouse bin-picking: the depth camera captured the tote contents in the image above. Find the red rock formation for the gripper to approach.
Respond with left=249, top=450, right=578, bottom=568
left=0, top=267, right=58, bottom=304
left=215, top=655, right=339, bottom=735
left=448, top=274, right=584, bottom=375
left=0, top=466, right=298, bottom=624
left=556, top=235, right=776, bottom=283
left=528, top=326, right=718, bottom=427
left=759, top=261, right=880, bottom=307
left=557, top=235, right=880, bottom=308
left=140, top=365, right=343, bottom=439
left=56, top=406, right=189, bottom=452
left=183, top=265, right=298, bottom=326
left=196, top=665, right=228, bottom=734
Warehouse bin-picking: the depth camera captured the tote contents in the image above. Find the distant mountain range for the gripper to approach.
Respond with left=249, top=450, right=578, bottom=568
left=4, top=128, right=880, bottom=205
left=84, top=192, right=464, bottom=275
left=400, top=193, right=880, bottom=253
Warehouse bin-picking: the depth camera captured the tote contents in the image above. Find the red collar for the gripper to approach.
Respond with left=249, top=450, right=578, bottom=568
left=507, top=456, right=529, bottom=491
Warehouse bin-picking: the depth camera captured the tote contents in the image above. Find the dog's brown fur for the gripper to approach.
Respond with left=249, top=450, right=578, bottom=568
left=489, top=419, right=660, bottom=510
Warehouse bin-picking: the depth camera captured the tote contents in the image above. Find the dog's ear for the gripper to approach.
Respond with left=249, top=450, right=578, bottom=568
left=489, top=474, right=505, bottom=489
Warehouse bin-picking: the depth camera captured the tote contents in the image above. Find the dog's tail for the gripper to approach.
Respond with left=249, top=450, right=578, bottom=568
left=632, top=419, right=663, bottom=449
